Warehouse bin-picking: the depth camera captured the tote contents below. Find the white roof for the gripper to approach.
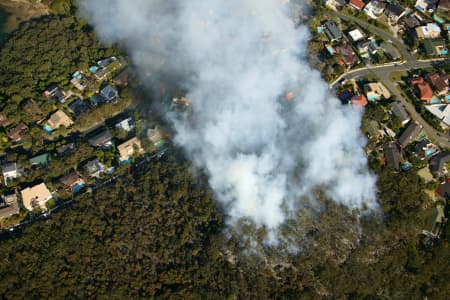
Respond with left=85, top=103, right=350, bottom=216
left=425, top=104, right=450, bottom=126
left=423, top=23, right=441, bottom=34
left=348, top=29, right=364, bottom=42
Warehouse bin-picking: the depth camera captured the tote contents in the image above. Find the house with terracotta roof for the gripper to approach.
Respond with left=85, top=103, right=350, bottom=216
left=8, top=122, right=29, bottom=141
left=59, top=170, right=84, bottom=190
left=21, top=183, right=52, bottom=211
left=426, top=72, right=449, bottom=96
left=352, top=94, right=368, bottom=107
left=412, top=77, right=433, bottom=101
left=335, top=44, right=360, bottom=67
left=349, top=0, right=366, bottom=10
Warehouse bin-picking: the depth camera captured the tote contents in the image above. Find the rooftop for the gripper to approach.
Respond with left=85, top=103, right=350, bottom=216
left=398, top=121, right=423, bottom=148
left=118, top=137, right=143, bottom=162
left=47, top=110, right=74, bottom=130
left=21, top=183, right=52, bottom=211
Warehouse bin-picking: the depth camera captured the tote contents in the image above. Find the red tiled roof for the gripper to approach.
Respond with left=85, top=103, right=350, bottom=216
left=417, top=83, right=433, bottom=101
left=350, top=0, right=366, bottom=10
left=426, top=72, right=449, bottom=94
left=352, top=95, right=368, bottom=107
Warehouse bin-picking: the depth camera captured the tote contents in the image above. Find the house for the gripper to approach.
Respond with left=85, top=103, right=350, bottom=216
left=90, top=93, right=107, bottom=107
left=46, top=110, right=74, bottom=130
left=88, top=129, right=114, bottom=148
left=423, top=38, right=447, bottom=56
left=426, top=72, right=449, bottom=96
left=415, top=0, right=439, bottom=13
left=364, top=82, right=391, bottom=100
left=68, top=99, right=89, bottom=118
left=100, top=85, right=118, bottom=102
left=324, top=21, right=343, bottom=41
left=351, top=94, right=368, bottom=107
left=70, top=71, right=88, bottom=91
left=365, top=120, right=383, bottom=139
left=94, top=67, right=110, bottom=81
left=115, top=117, right=135, bottom=132
left=390, top=102, right=411, bottom=125
left=59, top=170, right=84, bottom=190
left=84, top=159, right=105, bottom=178
left=425, top=104, right=450, bottom=126
left=29, top=153, right=51, bottom=168
left=21, top=183, right=52, bottom=211
left=56, top=142, right=76, bottom=157
left=335, top=44, right=361, bottom=66
left=348, top=28, right=365, bottom=43
left=400, top=15, right=422, bottom=30
left=357, top=40, right=378, bottom=56
left=364, top=0, right=386, bottom=18
left=412, top=77, right=433, bottom=101
left=384, top=142, right=401, bottom=170
left=97, top=56, right=118, bottom=68
left=436, top=180, right=450, bottom=198
left=117, top=137, right=143, bottom=162
left=44, top=85, right=66, bottom=103
left=8, top=122, right=29, bottom=141
left=398, top=121, right=422, bottom=148
left=380, top=42, right=401, bottom=60
left=0, top=112, right=12, bottom=127
left=384, top=3, right=405, bottom=22
left=429, top=151, right=450, bottom=175
left=349, top=0, right=366, bottom=10
left=0, top=194, right=19, bottom=219
left=1, top=163, right=21, bottom=185
left=147, top=126, right=166, bottom=147
left=413, top=138, right=440, bottom=159
left=112, top=67, right=131, bottom=87
left=416, top=23, right=441, bottom=39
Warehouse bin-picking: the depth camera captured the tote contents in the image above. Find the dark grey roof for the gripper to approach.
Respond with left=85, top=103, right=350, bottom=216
left=68, top=99, right=89, bottom=117
left=430, top=151, right=450, bottom=174
left=390, top=102, right=410, bottom=123
left=385, top=3, right=404, bottom=17
left=384, top=142, right=401, bottom=170
left=100, top=85, right=118, bottom=102
left=398, top=121, right=422, bottom=148
left=88, top=129, right=113, bottom=147
left=324, top=21, right=343, bottom=41
left=85, top=159, right=100, bottom=174
left=56, top=143, right=76, bottom=156
left=1, top=162, right=18, bottom=174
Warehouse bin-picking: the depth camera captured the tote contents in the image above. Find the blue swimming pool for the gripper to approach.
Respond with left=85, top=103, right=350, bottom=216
left=72, top=182, right=84, bottom=193
left=43, top=125, right=53, bottom=133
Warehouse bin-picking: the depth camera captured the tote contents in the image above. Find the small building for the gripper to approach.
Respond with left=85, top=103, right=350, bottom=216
left=115, top=117, right=135, bottom=132
left=364, top=82, right=391, bottom=101
left=415, top=0, right=439, bottom=13
left=398, top=121, right=422, bottom=148
left=90, top=93, right=107, bottom=107
left=56, top=143, right=76, bottom=157
left=147, top=126, right=165, bottom=147
left=8, top=122, right=29, bottom=141
left=323, top=21, right=343, bottom=41
left=364, top=0, right=386, bottom=19
left=423, top=38, right=447, bottom=56
left=384, top=3, right=405, bottom=22
left=117, top=137, right=143, bottom=162
left=349, top=0, right=366, bottom=10
left=84, top=159, right=105, bottom=178
left=384, top=142, right=401, bottom=170
left=413, top=138, right=440, bottom=159
left=70, top=71, right=88, bottom=91
left=21, top=183, right=52, bottom=211
left=68, top=99, right=90, bottom=118
left=97, top=56, right=118, bottom=69
left=44, top=85, right=66, bottom=103
left=390, top=102, right=411, bottom=125
left=0, top=112, right=12, bottom=128
left=46, top=110, right=74, bottom=130
left=88, top=129, right=114, bottom=148
left=429, top=151, right=450, bottom=175
left=29, top=153, right=51, bottom=168
left=412, top=77, right=433, bottom=101
left=0, top=194, right=19, bottom=219
left=335, top=44, right=360, bottom=66
left=1, top=163, right=21, bottom=185
left=59, top=170, right=84, bottom=191
left=416, top=23, right=442, bottom=39
left=426, top=72, right=449, bottom=96
left=400, top=15, right=422, bottom=30
left=351, top=94, right=368, bottom=107
left=100, top=85, right=118, bottom=103
left=357, top=40, right=378, bottom=56
left=380, top=42, right=401, bottom=60
left=348, top=28, right=365, bottom=43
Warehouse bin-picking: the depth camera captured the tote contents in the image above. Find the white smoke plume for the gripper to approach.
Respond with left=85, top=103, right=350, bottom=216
left=79, top=0, right=378, bottom=242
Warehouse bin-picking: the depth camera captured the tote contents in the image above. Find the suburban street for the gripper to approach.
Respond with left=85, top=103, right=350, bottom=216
left=327, top=11, right=450, bottom=148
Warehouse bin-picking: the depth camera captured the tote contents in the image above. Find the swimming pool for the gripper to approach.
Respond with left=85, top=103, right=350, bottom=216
left=72, top=182, right=84, bottom=193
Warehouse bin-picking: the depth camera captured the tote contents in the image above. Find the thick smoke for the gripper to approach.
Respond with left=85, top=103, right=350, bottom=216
left=79, top=0, right=378, bottom=242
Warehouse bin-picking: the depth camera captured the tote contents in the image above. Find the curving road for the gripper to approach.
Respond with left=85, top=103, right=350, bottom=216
left=327, top=11, right=450, bottom=148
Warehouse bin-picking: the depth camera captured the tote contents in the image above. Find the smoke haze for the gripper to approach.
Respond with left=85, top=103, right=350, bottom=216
left=79, top=0, right=378, bottom=242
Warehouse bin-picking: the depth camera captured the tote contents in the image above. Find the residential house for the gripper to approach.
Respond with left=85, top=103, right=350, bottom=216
left=70, top=71, right=88, bottom=91
left=44, top=85, right=66, bottom=103
left=351, top=94, right=368, bottom=107
left=46, top=110, right=74, bottom=130
left=429, top=151, right=450, bottom=175
left=423, top=38, right=447, bottom=56
left=323, top=21, right=343, bottom=41
left=399, top=15, right=422, bottom=30
left=416, top=23, right=442, bottom=39
left=56, top=142, right=76, bottom=157
left=348, top=28, right=365, bottom=43
left=426, top=72, right=449, bottom=96
left=413, top=138, right=440, bottom=159
left=364, top=0, right=386, bottom=19
left=412, top=77, right=433, bottom=101
left=349, top=0, right=366, bottom=10
left=0, top=112, right=12, bottom=127
left=97, top=56, right=118, bottom=68
left=357, top=40, right=378, bottom=56
left=384, top=3, right=405, bottom=23
left=384, top=142, right=401, bottom=170
left=436, top=180, right=450, bottom=198
left=335, top=44, right=361, bottom=66
left=1, top=163, right=21, bottom=185
left=115, top=117, right=135, bottom=132
left=380, top=42, right=401, bottom=60
left=88, top=129, right=114, bottom=148
left=0, top=194, right=19, bottom=219
left=59, top=170, right=84, bottom=191
left=21, top=183, right=52, bottom=211
left=90, top=93, right=107, bottom=107
left=147, top=126, right=165, bottom=147
left=398, top=121, right=422, bottom=148
left=365, top=120, right=383, bottom=139
left=117, top=137, right=143, bottom=162
left=8, top=122, right=29, bottom=141
left=390, top=102, right=411, bottom=125
left=364, top=82, right=391, bottom=100
left=425, top=104, right=450, bottom=126
left=95, top=67, right=110, bottom=81
left=415, top=0, right=439, bottom=13
left=100, top=85, right=119, bottom=103
left=84, top=159, right=105, bottom=178
left=29, top=153, right=51, bottom=168
left=68, top=99, right=89, bottom=118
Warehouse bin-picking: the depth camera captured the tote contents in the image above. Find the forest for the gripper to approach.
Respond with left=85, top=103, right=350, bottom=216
left=0, top=148, right=448, bottom=299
